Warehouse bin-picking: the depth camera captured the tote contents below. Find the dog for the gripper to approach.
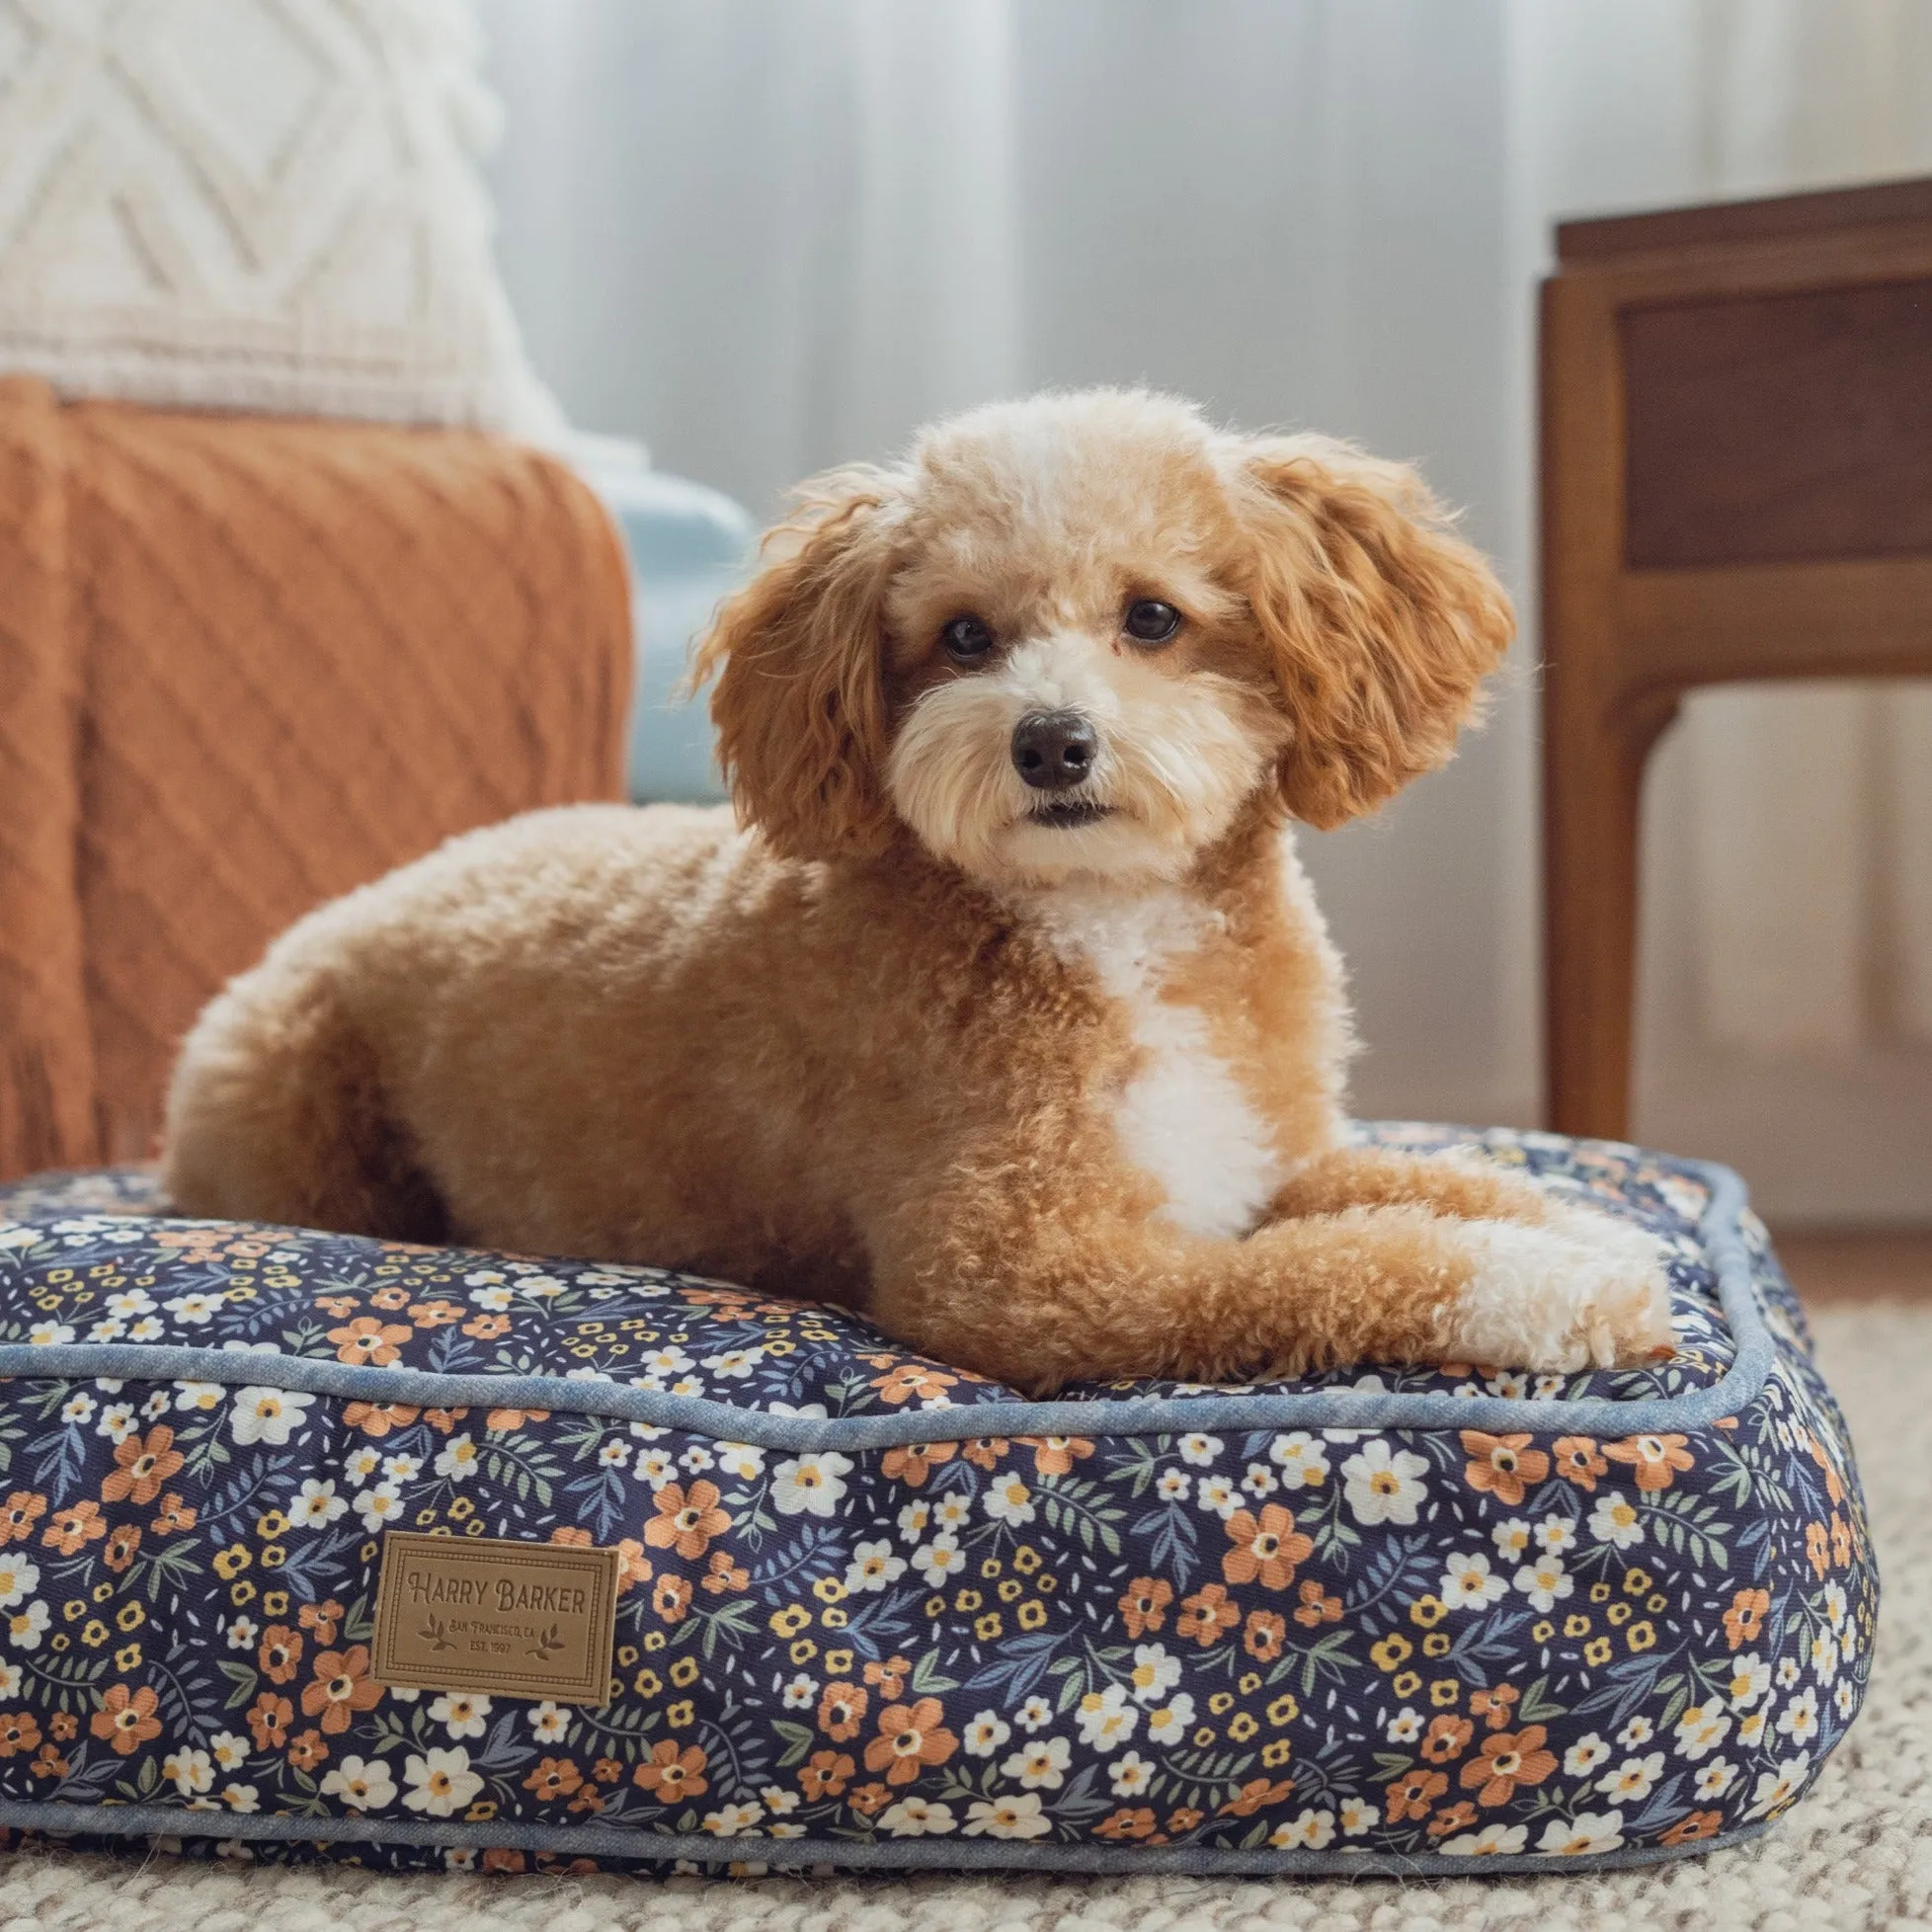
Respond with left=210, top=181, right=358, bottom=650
left=161, top=389, right=1672, bottom=1395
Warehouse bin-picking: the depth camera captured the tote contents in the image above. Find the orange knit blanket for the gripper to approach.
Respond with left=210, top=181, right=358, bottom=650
left=0, top=377, right=632, bottom=1179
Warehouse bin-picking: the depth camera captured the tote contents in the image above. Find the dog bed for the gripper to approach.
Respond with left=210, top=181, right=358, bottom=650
left=0, top=1126, right=1873, bottom=1879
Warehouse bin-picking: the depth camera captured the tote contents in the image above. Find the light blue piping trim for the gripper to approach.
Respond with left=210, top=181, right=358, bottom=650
left=0, top=1799, right=1769, bottom=1878
left=0, top=1162, right=1773, bottom=1453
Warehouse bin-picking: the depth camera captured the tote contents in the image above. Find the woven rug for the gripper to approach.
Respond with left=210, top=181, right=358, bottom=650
left=0, top=1304, right=1922, bottom=1932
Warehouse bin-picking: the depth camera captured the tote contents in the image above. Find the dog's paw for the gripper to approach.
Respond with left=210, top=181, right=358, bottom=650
left=1433, top=1217, right=1675, bottom=1372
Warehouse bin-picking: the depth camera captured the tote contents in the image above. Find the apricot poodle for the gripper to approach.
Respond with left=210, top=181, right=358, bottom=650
left=162, top=389, right=1672, bottom=1394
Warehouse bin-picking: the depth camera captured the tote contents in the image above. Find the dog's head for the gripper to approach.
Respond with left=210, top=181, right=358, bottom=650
left=693, top=389, right=1512, bottom=886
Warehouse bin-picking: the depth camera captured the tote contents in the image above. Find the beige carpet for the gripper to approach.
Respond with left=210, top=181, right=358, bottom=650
left=0, top=1306, right=1924, bottom=1932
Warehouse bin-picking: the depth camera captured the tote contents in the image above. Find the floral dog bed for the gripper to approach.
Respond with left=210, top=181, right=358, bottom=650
left=0, top=1127, right=1875, bottom=1878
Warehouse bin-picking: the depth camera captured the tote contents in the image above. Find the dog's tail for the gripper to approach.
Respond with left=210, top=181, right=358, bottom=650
left=160, top=954, right=447, bottom=1244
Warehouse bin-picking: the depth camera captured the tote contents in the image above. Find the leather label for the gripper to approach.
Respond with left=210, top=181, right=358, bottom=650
left=371, top=1532, right=618, bottom=1706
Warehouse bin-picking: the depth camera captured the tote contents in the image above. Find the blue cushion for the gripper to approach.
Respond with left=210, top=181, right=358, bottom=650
left=575, top=463, right=753, bottom=805
left=0, top=1126, right=1875, bottom=1878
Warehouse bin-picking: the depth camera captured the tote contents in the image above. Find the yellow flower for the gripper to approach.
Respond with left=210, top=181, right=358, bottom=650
left=767, top=1606, right=811, bottom=1639
left=1409, top=1594, right=1448, bottom=1628
left=1623, top=1569, right=1652, bottom=1595
left=1262, top=1738, right=1293, bottom=1767
left=256, top=1510, right=288, bottom=1539
left=229, top=1581, right=256, bottom=1607
left=974, top=1612, right=1003, bottom=1642
left=1564, top=1613, right=1591, bottom=1638
left=1370, top=1634, right=1412, bottom=1671
left=1018, top=1601, right=1046, bottom=1631
left=1584, top=1636, right=1613, bottom=1666
left=1266, top=1693, right=1300, bottom=1727
left=1422, top=1632, right=1451, bottom=1658
left=1228, top=1712, right=1258, bottom=1741
left=811, top=1577, right=845, bottom=1603
left=953, top=1589, right=981, bottom=1614
left=1627, top=1620, right=1656, bottom=1652
left=115, top=1642, right=141, bottom=1671
left=1013, top=1547, right=1042, bottom=1574
left=633, top=1668, right=662, bottom=1699
left=261, top=1591, right=288, bottom=1618
left=670, top=1656, right=699, bottom=1689
left=212, top=1545, right=252, bottom=1580
left=1208, top=1691, right=1234, bottom=1716
left=1429, top=1678, right=1459, bottom=1707
left=666, top=1699, right=694, bottom=1728
left=824, top=1650, right=854, bottom=1676
left=821, top=1607, right=848, bottom=1629
left=260, top=1545, right=286, bottom=1570
left=80, top=1619, right=109, bottom=1649
left=116, top=1603, right=143, bottom=1633
left=1392, top=1670, right=1420, bottom=1699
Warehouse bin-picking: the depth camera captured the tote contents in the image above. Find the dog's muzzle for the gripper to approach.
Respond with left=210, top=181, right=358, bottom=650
left=1011, top=710, right=1097, bottom=792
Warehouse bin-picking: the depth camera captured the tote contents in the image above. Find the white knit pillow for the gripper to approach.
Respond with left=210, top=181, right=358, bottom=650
left=0, top=0, right=563, bottom=438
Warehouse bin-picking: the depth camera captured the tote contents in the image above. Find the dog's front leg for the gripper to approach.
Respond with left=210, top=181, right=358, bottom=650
left=865, top=1184, right=1673, bottom=1397
left=1265, top=1145, right=1567, bottom=1228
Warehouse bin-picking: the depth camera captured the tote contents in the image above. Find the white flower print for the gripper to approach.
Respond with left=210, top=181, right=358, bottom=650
left=1271, top=1809, right=1338, bottom=1850
left=1177, top=1432, right=1223, bottom=1466
left=173, top=1382, right=224, bottom=1412
left=0, top=1556, right=39, bottom=1609
left=770, top=1452, right=852, bottom=1517
left=428, top=1692, right=492, bottom=1740
left=58, top=1393, right=94, bottom=1426
left=353, top=1484, right=405, bottom=1533
left=162, top=1292, right=225, bottom=1324
left=322, top=1757, right=398, bottom=1810
left=1597, top=1751, right=1665, bottom=1803
left=1512, top=1554, right=1573, bottom=1614
left=1195, top=1475, right=1240, bottom=1520
left=1268, top=1432, right=1329, bottom=1488
left=701, top=1802, right=762, bottom=1835
left=208, top=1731, right=249, bottom=1772
left=1074, top=1683, right=1139, bottom=1752
left=963, top=1792, right=1051, bottom=1839
left=230, top=1387, right=314, bottom=1447
left=1441, top=1822, right=1528, bottom=1856
left=880, top=1797, right=956, bottom=1837
left=1440, top=1552, right=1509, bottom=1611
left=6, top=1602, right=48, bottom=1649
left=402, top=1747, right=483, bottom=1817
left=1490, top=1518, right=1532, bottom=1561
left=435, top=1435, right=481, bottom=1482
left=163, top=1748, right=213, bottom=1797
left=1744, top=1753, right=1811, bottom=1821
left=717, top=1442, right=765, bottom=1482
left=1341, top=1441, right=1430, bottom=1526
left=1109, top=1750, right=1155, bottom=1796
left=1563, top=1733, right=1610, bottom=1776
left=287, top=1480, right=348, bottom=1529
left=526, top=1702, right=571, bottom=1744
left=1155, top=1469, right=1191, bottom=1503
left=1145, top=1694, right=1195, bottom=1744
left=963, top=1711, right=1011, bottom=1757
left=1537, top=1811, right=1626, bottom=1856
left=1535, top=1514, right=1578, bottom=1555
left=1002, top=1735, right=1071, bottom=1790
left=1339, top=1797, right=1379, bottom=1836
left=1013, top=1695, right=1054, bottom=1733
left=1126, top=1643, right=1181, bottom=1705
left=1777, top=1687, right=1820, bottom=1747
left=910, top=1535, right=966, bottom=1584
left=1588, top=1491, right=1645, bottom=1550
left=701, top=1345, right=764, bottom=1379
left=1695, top=1758, right=1738, bottom=1800
left=343, top=1446, right=382, bottom=1486
left=844, top=1540, right=907, bottom=1593
left=220, top=1783, right=260, bottom=1812
left=982, top=1473, right=1036, bottom=1526
left=1672, top=1703, right=1731, bottom=1760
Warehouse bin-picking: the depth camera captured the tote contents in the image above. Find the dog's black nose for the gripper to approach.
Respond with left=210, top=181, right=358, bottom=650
left=1011, top=710, right=1098, bottom=791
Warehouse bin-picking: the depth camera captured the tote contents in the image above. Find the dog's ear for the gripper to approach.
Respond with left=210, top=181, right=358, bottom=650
left=691, top=465, right=901, bottom=861
left=1223, top=435, right=1513, bottom=830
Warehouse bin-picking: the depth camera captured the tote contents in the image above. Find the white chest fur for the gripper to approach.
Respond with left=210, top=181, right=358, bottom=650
left=1015, top=882, right=1283, bottom=1242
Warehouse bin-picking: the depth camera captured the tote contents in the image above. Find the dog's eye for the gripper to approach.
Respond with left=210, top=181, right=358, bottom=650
left=1123, top=599, right=1181, bottom=645
left=940, top=615, right=995, bottom=662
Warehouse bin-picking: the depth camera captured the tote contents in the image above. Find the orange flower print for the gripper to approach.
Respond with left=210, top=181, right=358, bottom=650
left=103, top=1523, right=141, bottom=1572
left=523, top=1756, right=583, bottom=1800
left=863, top=1698, right=959, bottom=1785
left=1660, top=1811, right=1725, bottom=1846
left=1293, top=1580, right=1343, bottom=1629
left=700, top=1551, right=747, bottom=1594
left=368, top=1286, right=410, bottom=1312
left=880, top=1441, right=956, bottom=1487
left=101, top=1427, right=183, bottom=1506
left=1426, top=1800, right=1479, bottom=1840
left=799, top=1749, right=853, bottom=1800
left=1419, top=1714, right=1474, bottom=1764
left=643, top=1481, right=731, bottom=1561
left=90, top=1685, right=162, bottom=1757
left=149, top=1493, right=196, bottom=1536
left=1460, top=1432, right=1550, bottom=1507
left=327, top=1317, right=412, bottom=1367
left=961, top=1437, right=1011, bottom=1471
left=1602, top=1433, right=1695, bottom=1492
left=1219, top=1775, right=1297, bottom=1817
left=651, top=1574, right=691, bottom=1624
left=29, top=1741, right=67, bottom=1781
left=464, top=1315, right=511, bottom=1341
left=1023, top=1436, right=1094, bottom=1477
left=409, top=1300, right=465, bottom=1328
left=1807, top=1432, right=1847, bottom=1505
left=1459, top=1726, right=1557, bottom=1807
left=1471, top=1685, right=1519, bottom=1731
left=1177, top=1582, right=1241, bottom=1647
left=300, top=1647, right=381, bottom=1733
left=1387, top=1767, right=1448, bottom=1822
left=1724, top=1587, right=1771, bottom=1651
left=0, top=1493, right=45, bottom=1546
left=847, top=1781, right=892, bottom=1816
left=818, top=1682, right=867, bottom=1741
left=259, top=1625, right=302, bottom=1684
left=486, top=1407, right=550, bottom=1431
left=421, top=1408, right=468, bottom=1435
left=633, top=1738, right=708, bottom=1801
left=1805, top=1523, right=1830, bottom=1579
left=1221, top=1503, right=1314, bottom=1591
left=863, top=1655, right=914, bottom=1700
left=342, top=1403, right=419, bottom=1438
left=313, top=1295, right=359, bottom=1319
left=298, top=1598, right=345, bottom=1647
left=41, top=1501, right=105, bottom=1554
left=286, top=1729, right=328, bottom=1771
left=1243, top=1610, right=1287, bottom=1661
left=1552, top=1437, right=1609, bottom=1491
left=247, top=1692, right=292, bottom=1751
left=1119, top=1576, right=1173, bottom=1638
left=0, top=1712, right=40, bottom=1758
left=1831, top=1514, right=1853, bottom=1569
left=871, top=1366, right=957, bottom=1406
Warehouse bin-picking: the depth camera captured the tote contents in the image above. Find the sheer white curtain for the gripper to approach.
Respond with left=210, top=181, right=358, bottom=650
left=476, top=0, right=1931, bottom=1220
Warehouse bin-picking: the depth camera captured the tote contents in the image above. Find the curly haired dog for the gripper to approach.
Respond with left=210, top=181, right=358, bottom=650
left=162, top=389, right=1671, bottom=1394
